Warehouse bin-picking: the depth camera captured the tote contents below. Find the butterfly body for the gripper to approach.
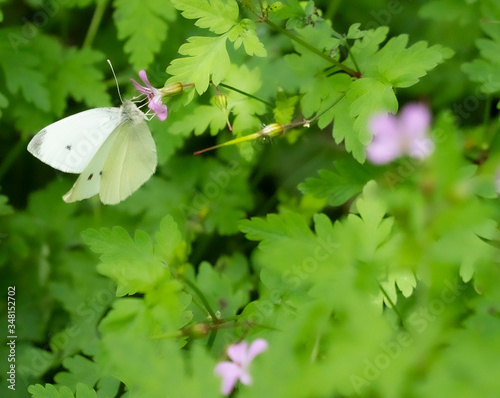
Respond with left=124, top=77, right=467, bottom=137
left=28, top=100, right=157, bottom=204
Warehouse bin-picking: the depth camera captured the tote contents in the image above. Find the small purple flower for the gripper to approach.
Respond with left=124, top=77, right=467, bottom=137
left=214, top=339, right=268, bottom=395
left=130, top=70, right=168, bottom=121
left=366, top=102, right=433, bottom=164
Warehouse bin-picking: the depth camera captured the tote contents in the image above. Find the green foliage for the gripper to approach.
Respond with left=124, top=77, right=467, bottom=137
left=29, top=383, right=97, bottom=398
left=299, top=158, right=381, bottom=206
left=461, top=1, right=500, bottom=95
left=171, top=0, right=239, bottom=34
left=113, top=0, right=176, bottom=70
left=1, top=0, right=500, bottom=397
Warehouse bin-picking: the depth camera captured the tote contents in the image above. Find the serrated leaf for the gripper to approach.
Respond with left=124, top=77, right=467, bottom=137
left=324, top=78, right=397, bottom=162
left=171, top=0, right=238, bottom=34
left=167, top=34, right=230, bottom=94
left=54, top=356, right=100, bottom=391
left=375, top=35, right=453, bottom=88
left=462, top=23, right=500, bottom=94
left=113, top=0, right=175, bottom=69
left=228, top=19, right=267, bottom=57
left=82, top=227, right=167, bottom=295
left=0, top=30, right=50, bottom=111
left=169, top=103, right=227, bottom=136
left=298, top=159, right=379, bottom=206
left=274, top=90, right=298, bottom=125
left=52, top=47, right=110, bottom=114
left=154, top=215, right=183, bottom=263
left=28, top=383, right=97, bottom=398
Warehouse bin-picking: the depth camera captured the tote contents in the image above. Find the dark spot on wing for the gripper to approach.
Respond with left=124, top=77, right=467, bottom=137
left=88, top=173, right=93, bottom=180
left=99, top=171, right=103, bottom=176
left=66, top=145, right=72, bottom=150
left=27, top=129, right=47, bottom=154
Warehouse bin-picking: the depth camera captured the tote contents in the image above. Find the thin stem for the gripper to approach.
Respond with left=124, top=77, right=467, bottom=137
left=183, top=277, right=218, bottom=322
left=307, top=92, right=346, bottom=124
left=218, top=82, right=273, bottom=107
left=262, top=17, right=360, bottom=77
left=378, top=282, right=405, bottom=327
left=182, top=277, right=219, bottom=348
left=83, top=0, right=109, bottom=48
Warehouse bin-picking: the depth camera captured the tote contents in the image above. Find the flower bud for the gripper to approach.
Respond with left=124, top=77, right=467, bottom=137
left=189, top=323, right=210, bottom=337
left=260, top=123, right=284, bottom=138
left=214, top=93, right=228, bottom=111
left=159, top=82, right=184, bottom=97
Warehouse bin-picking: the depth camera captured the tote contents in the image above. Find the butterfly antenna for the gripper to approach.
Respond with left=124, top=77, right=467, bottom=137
left=107, top=59, right=124, bottom=103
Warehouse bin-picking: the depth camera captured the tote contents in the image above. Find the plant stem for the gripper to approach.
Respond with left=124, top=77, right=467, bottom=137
left=263, top=17, right=360, bottom=77
left=378, top=282, right=405, bottom=327
left=83, top=0, right=109, bottom=48
left=183, top=277, right=218, bottom=322
left=218, top=82, right=273, bottom=108
left=182, top=277, right=219, bottom=348
left=307, top=92, right=346, bottom=124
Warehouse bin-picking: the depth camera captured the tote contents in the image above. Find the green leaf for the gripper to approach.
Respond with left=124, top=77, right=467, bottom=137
left=53, top=356, right=100, bottom=392
left=153, top=215, right=183, bottom=263
left=274, top=90, right=298, bottom=125
left=298, top=158, right=380, bottom=206
left=113, top=0, right=176, bottom=69
left=189, top=261, right=248, bottom=320
left=169, top=102, right=227, bottom=136
left=374, top=35, right=454, bottom=88
left=0, top=193, right=12, bottom=215
left=0, top=30, right=50, bottom=111
left=171, top=0, right=239, bottom=34
left=228, top=19, right=267, bottom=57
left=81, top=226, right=168, bottom=295
left=323, top=77, right=398, bottom=162
left=52, top=47, right=110, bottom=114
left=0, top=90, right=8, bottom=118
left=29, top=383, right=97, bottom=398
left=462, top=23, right=500, bottom=93
left=222, top=63, right=267, bottom=133
left=167, top=34, right=230, bottom=94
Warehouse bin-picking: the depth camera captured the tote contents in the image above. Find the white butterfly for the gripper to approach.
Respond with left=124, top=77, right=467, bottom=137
left=27, top=100, right=157, bottom=205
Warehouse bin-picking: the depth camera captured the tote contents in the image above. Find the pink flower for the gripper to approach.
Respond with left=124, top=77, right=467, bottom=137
left=214, top=339, right=268, bottom=395
left=130, top=70, right=168, bottom=121
left=366, top=103, right=433, bottom=164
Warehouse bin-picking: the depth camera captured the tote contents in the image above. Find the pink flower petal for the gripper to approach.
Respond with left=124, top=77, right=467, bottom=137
left=247, top=338, right=268, bottom=361
left=366, top=103, right=433, bottom=164
left=138, top=70, right=153, bottom=89
left=366, top=113, right=403, bottom=164
left=130, top=70, right=168, bottom=121
left=399, top=103, right=431, bottom=140
left=130, top=78, right=149, bottom=94
left=227, top=341, right=248, bottom=364
left=149, top=96, right=168, bottom=121
left=214, top=362, right=245, bottom=395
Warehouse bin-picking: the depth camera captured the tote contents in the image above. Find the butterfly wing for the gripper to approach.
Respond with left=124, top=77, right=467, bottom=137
left=98, top=118, right=157, bottom=204
left=62, top=129, right=119, bottom=203
left=28, top=107, right=121, bottom=173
